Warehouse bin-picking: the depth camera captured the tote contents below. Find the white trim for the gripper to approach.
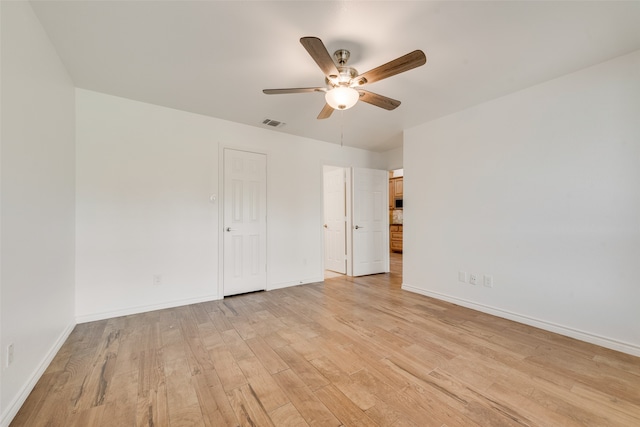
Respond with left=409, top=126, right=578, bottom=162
left=1, top=322, right=75, bottom=427
left=75, top=294, right=222, bottom=324
left=402, top=283, right=640, bottom=358
left=345, top=168, right=353, bottom=276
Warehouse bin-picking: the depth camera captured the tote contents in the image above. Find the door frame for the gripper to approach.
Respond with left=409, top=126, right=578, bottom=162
left=218, top=144, right=269, bottom=299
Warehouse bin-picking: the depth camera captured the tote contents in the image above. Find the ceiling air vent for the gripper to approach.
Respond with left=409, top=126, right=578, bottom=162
left=261, top=118, right=286, bottom=128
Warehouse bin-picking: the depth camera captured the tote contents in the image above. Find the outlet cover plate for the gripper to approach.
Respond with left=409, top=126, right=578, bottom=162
left=483, top=275, right=493, bottom=288
left=7, top=344, right=14, bottom=367
left=458, top=271, right=467, bottom=283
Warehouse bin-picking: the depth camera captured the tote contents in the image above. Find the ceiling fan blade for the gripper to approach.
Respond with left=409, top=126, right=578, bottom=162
left=356, top=50, right=426, bottom=85
left=263, top=87, right=325, bottom=95
left=317, top=103, right=334, bottom=119
left=358, top=90, right=401, bottom=110
left=300, top=37, right=340, bottom=79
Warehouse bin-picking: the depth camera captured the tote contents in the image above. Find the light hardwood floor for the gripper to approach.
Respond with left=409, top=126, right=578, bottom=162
left=12, top=253, right=640, bottom=426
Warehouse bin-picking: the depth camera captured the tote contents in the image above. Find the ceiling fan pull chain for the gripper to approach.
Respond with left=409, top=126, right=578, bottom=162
left=340, top=110, right=344, bottom=148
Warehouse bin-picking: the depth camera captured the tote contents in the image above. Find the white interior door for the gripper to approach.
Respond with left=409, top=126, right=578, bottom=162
left=223, top=149, right=267, bottom=296
left=352, top=167, right=389, bottom=276
left=323, top=167, right=346, bottom=274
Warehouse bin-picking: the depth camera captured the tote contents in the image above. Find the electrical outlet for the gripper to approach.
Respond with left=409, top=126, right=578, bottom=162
left=483, top=275, right=493, bottom=288
left=7, top=344, right=14, bottom=367
left=458, top=271, right=467, bottom=283
left=153, top=274, right=162, bottom=286
left=469, top=274, right=478, bottom=285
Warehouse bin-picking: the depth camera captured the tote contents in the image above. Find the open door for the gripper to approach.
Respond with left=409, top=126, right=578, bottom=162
left=351, top=167, right=389, bottom=276
left=323, top=167, right=347, bottom=274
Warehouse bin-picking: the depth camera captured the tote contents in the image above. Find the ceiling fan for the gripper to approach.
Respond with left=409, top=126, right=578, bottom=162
left=263, top=37, right=427, bottom=119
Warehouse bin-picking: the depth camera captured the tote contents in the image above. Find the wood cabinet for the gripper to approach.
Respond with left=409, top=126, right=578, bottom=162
left=389, top=175, right=403, bottom=253
left=390, top=224, right=403, bottom=252
left=389, top=176, right=403, bottom=208
left=389, top=180, right=394, bottom=209
left=393, top=177, right=403, bottom=198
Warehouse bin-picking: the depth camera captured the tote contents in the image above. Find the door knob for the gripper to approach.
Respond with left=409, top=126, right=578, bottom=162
left=355, top=225, right=363, bottom=229
left=324, top=224, right=328, bottom=228
left=226, top=227, right=235, bottom=232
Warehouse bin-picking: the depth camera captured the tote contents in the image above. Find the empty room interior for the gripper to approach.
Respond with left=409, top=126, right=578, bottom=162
left=2, top=1, right=640, bottom=426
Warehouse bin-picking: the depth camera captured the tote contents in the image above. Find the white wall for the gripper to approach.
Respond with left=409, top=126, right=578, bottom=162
left=1, top=2, right=76, bottom=424
left=75, top=89, right=384, bottom=321
left=403, top=50, right=640, bottom=356
left=383, top=146, right=403, bottom=171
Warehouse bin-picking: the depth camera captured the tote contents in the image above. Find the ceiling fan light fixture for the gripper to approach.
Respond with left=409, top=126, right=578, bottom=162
left=325, top=86, right=359, bottom=110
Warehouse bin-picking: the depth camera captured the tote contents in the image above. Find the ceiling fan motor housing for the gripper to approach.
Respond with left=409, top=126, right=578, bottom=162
left=326, top=66, right=358, bottom=88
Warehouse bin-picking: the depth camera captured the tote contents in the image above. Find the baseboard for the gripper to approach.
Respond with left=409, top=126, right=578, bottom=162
left=76, top=279, right=327, bottom=323
left=76, top=293, right=223, bottom=324
left=1, top=321, right=76, bottom=427
left=402, top=283, right=640, bottom=358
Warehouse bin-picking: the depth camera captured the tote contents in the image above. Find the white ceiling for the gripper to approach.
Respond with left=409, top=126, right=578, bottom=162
left=30, top=1, right=640, bottom=152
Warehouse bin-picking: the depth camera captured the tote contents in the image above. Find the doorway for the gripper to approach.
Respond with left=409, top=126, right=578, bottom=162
left=389, top=168, right=403, bottom=257
left=323, top=166, right=390, bottom=278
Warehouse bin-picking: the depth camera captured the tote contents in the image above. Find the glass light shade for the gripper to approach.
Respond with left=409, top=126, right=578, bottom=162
left=325, top=86, right=359, bottom=110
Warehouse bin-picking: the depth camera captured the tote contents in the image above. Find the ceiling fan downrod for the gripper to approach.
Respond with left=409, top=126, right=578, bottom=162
left=333, top=49, right=350, bottom=66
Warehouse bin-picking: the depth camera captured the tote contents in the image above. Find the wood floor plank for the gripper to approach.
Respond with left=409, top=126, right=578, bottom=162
left=289, top=336, right=326, bottom=361
left=208, top=310, right=235, bottom=333
left=314, top=384, right=379, bottom=427
left=245, top=335, right=289, bottom=374
left=164, top=357, right=206, bottom=427
left=273, top=345, right=330, bottom=391
left=364, top=399, right=420, bottom=427
left=228, top=316, right=259, bottom=341
left=221, top=328, right=255, bottom=361
left=262, top=330, right=291, bottom=349
left=227, top=384, right=275, bottom=427
left=314, top=336, right=367, bottom=375
left=193, top=370, right=239, bottom=427
left=189, top=303, right=213, bottom=326
left=400, top=367, right=529, bottom=427
left=309, top=356, right=377, bottom=411
left=99, top=350, right=139, bottom=425
left=237, top=356, right=290, bottom=412
left=74, top=330, right=121, bottom=410
left=484, top=382, right=590, bottom=427
left=272, top=369, right=341, bottom=426
left=209, top=347, right=248, bottom=392
left=349, top=367, right=441, bottom=427
left=570, top=382, right=640, bottom=422
left=198, top=321, right=225, bottom=350
left=133, top=348, right=169, bottom=425
left=65, top=404, right=106, bottom=427
left=178, top=315, right=216, bottom=376
left=10, top=253, right=640, bottom=426
left=268, top=402, right=310, bottom=427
